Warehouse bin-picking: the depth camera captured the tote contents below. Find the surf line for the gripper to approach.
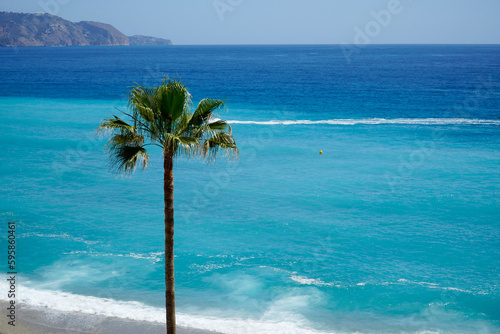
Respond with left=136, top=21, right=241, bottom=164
left=6, top=221, right=17, bottom=327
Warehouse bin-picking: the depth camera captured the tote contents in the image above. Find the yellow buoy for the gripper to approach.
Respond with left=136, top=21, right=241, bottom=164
left=319, top=151, right=323, bottom=155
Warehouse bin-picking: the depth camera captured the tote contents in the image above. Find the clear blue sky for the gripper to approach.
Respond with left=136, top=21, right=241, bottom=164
left=2, top=0, right=500, bottom=44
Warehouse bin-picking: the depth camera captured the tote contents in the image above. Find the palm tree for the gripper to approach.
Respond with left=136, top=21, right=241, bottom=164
left=97, top=78, right=238, bottom=334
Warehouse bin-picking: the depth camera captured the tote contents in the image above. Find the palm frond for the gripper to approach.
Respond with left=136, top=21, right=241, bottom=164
left=155, top=79, right=191, bottom=125
left=106, top=132, right=144, bottom=151
left=108, top=145, right=149, bottom=174
left=201, top=132, right=238, bottom=163
left=189, top=99, right=225, bottom=127
left=191, top=119, right=232, bottom=139
left=129, top=86, right=157, bottom=123
left=97, top=116, right=134, bottom=135
left=172, top=112, right=193, bottom=137
left=164, top=133, right=199, bottom=158
left=128, top=86, right=163, bottom=141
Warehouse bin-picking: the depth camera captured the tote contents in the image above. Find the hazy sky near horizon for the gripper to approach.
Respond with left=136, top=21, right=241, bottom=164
left=1, top=0, right=499, bottom=44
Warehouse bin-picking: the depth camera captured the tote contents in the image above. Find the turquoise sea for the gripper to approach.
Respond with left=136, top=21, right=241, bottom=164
left=1, top=45, right=499, bottom=333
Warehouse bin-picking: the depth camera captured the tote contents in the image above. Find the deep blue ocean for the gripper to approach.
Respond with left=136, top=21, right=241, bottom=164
left=1, top=45, right=499, bottom=333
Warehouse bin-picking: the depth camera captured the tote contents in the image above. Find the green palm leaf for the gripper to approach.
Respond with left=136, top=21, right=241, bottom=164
left=189, top=99, right=225, bottom=127
left=97, top=115, right=134, bottom=134
left=109, top=145, right=149, bottom=174
left=202, top=131, right=238, bottom=162
left=156, top=78, right=192, bottom=124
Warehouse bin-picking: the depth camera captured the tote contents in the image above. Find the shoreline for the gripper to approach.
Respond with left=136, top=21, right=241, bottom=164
left=0, top=301, right=221, bottom=334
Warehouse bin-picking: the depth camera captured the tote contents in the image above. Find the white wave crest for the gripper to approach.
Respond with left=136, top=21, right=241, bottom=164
left=290, top=275, right=337, bottom=287
left=63, top=250, right=164, bottom=263
left=397, top=279, right=473, bottom=294
left=19, top=232, right=99, bottom=245
left=0, top=282, right=332, bottom=334
left=227, top=118, right=500, bottom=126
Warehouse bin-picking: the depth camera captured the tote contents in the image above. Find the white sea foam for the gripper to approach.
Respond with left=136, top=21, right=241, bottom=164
left=289, top=277, right=474, bottom=294
left=189, top=263, right=233, bottom=273
left=64, top=250, right=164, bottom=263
left=290, top=275, right=336, bottom=287
left=0, top=282, right=334, bottom=334
left=0, top=282, right=164, bottom=323
left=397, top=279, right=472, bottom=294
left=0, top=212, right=15, bottom=217
left=19, top=232, right=99, bottom=245
left=227, top=118, right=500, bottom=126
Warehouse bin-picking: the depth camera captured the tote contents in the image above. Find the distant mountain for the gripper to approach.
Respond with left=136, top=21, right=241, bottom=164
left=0, top=12, right=172, bottom=47
left=128, top=35, right=173, bottom=46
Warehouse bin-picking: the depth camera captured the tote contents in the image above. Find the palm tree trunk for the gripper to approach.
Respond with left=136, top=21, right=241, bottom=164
left=164, top=152, right=176, bottom=334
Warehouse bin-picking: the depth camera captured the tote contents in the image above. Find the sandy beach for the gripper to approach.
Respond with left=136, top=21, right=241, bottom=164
left=0, top=301, right=220, bottom=334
